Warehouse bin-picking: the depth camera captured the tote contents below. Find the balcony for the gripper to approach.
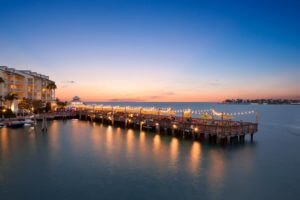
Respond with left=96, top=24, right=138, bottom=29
left=10, top=88, right=25, bottom=92
left=7, top=80, right=26, bottom=85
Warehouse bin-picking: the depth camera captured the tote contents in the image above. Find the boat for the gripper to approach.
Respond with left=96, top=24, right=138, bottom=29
left=7, top=121, right=25, bottom=128
left=0, top=123, right=6, bottom=128
left=143, top=125, right=152, bottom=130
left=24, top=119, right=35, bottom=126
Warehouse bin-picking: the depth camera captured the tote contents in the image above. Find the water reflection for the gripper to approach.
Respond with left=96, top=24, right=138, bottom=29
left=189, top=141, right=202, bottom=175
left=48, top=121, right=60, bottom=157
left=153, top=134, right=161, bottom=155
left=70, top=120, right=87, bottom=153
left=139, top=131, right=147, bottom=158
left=153, top=134, right=167, bottom=168
left=169, top=137, right=179, bottom=170
left=208, top=149, right=225, bottom=188
left=114, top=127, right=122, bottom=152
left=0, top=128, right=9, bottom=163
left=105, top=125, right=114, bottom=155
left=91, top=123, right=102, bottom=153
left=126, top=129, right=135, bottom=158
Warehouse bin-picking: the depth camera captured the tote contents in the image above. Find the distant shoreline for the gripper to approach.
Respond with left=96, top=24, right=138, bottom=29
left=223, top=99, right=300, bottom=105
left=81, top=101, right=300, bottom=106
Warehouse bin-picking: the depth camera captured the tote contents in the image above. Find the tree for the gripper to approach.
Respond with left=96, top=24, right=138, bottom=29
left=56, top=98, right=67, bottom=110
left=32, top=100, right=44, bottom=113
left=0, top=77, right=5, bottom=87
left=0, top=77, right=4, bottom=106
left=0, top=106, right=15, bottom=118
left=4, top=93, right=18, bottom=108
left=0, top=96, right=4, bottom=106
left=45, top=102, right=51, bottom=112
left=18, top=98, right=33, bottom=110
left=47, top=82, right=57, bottom=99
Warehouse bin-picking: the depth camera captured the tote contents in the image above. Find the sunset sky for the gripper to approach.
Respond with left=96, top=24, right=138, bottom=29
left=0, top=0, right=299, bottom=102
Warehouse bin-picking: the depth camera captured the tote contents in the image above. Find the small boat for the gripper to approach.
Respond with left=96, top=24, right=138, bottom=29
left=143, top=125, right=152, bottom=130
left=24, top=119, right=35, bottom=126
left=0, top=123, right=6, bottom=128
left=7, top=121, right=25, bottom=128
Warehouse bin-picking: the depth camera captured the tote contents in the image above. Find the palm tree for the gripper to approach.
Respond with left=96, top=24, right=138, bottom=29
left=0, top=77, right=4, bottom=84
left=0, top=77, right=5, bottom=104
left=0, top=96, right=3, bottom=107
left=47, top=82, right=57, bottom=100
left=4, top=93, right=18, bottom=109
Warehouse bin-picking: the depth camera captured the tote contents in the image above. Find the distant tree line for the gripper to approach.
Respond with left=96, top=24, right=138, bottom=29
left=223, top=99, right=300, bottom=104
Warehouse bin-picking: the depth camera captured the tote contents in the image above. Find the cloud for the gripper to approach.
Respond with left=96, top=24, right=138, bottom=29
left=60, top=80, right=76, bottom=88
left=61, top=80, right=75, bottom=84
left=148, top=95, right=160, bottom=99
left=162, top=91, right=176, bottom=96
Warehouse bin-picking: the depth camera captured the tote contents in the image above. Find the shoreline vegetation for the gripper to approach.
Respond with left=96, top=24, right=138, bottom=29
left=223, top=99, right=300, bottom=105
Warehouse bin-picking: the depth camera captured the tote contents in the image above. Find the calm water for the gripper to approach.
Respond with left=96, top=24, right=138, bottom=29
left=1, top=103, right=300, bottom=200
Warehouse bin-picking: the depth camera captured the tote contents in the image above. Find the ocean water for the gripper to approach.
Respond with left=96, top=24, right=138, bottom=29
left=0, top=103, right=300, bottom=200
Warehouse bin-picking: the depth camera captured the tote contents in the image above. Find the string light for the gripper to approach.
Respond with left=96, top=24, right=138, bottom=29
left=71, top=104, right=256, bottom=117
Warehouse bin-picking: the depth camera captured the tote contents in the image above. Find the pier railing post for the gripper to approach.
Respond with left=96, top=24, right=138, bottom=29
left=155, top=123, right=160, bottom=133
left=42, top=113, right=48, bottom=132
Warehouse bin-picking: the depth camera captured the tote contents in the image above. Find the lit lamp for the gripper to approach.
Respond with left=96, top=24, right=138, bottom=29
left=2, top=108, right=6, bottom=119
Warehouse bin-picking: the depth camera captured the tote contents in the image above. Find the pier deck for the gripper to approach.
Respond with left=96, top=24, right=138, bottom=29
left=75, top=106, right=258, bottom=144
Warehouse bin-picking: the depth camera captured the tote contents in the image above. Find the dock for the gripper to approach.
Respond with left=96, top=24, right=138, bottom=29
left=73, top=105, right=258, bottom=144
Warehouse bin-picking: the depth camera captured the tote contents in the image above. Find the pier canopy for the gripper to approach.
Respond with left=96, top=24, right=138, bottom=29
left=200, top=113, right=213, bottom=120
left=68, top=96, right=84, bottom=107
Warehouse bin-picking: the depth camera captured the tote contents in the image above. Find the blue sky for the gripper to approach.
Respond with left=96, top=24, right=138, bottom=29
left=0, top=0, right=299, bottom=101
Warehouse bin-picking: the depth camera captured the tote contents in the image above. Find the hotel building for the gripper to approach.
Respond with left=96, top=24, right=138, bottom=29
left=0, top=66, right=56, bottom=111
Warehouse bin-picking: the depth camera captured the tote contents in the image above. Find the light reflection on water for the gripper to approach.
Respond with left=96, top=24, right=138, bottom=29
left=139, top=131, right=147, bottom=158
left=169, top=137, right=179, bottom=171
left=126, top=129, right=135, bottom=159
left=208, top=149, right=225, bottom=187
left=189, top=141, right=202, bottom=175
left=105, top=125, right=114, bottom=156
left=0, top=128, right=9, bottom=162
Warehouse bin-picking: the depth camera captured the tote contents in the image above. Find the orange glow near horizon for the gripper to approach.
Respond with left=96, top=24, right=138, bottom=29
left=56, top=85, right=300, bottom=102
left=53, top=66, right=300, bottom=102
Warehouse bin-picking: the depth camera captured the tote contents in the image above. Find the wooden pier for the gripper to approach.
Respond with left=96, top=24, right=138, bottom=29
left=74, top=105, right=258, bottom=144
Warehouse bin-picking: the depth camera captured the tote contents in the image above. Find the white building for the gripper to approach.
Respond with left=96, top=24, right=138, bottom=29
left=0, top=66, right=56, bottom=112
left=68, top=96, right=84, bottom=106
